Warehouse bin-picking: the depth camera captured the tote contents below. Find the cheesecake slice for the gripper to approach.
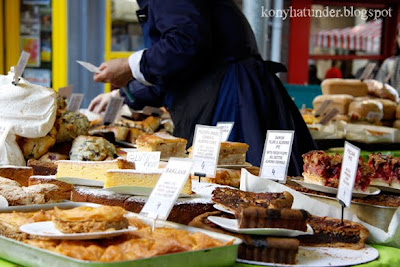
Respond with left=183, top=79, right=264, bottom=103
left=105, top=169, right=193, bottom=195
left=55, top=158, right=132, bottom=182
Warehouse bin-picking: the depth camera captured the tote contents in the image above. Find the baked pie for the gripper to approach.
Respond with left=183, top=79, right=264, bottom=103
left=52, top=206, right=129, bottom=233
left=136, top=132, right=187, bottom=158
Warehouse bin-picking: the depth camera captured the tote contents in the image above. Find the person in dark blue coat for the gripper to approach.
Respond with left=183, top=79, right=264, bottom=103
left=89, top=0, right=316, bottom=175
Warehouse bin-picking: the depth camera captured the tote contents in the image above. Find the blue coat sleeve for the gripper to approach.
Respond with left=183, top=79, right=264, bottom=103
left=140, top=0, right=212, bottom=87
left=120, top=80, right=164, bottom=110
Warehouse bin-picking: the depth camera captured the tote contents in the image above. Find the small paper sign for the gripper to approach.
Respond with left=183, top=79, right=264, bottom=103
left=319, top=108, right=339, bottom=125
left=259, top=130, right=294, bottom=183
left=140, top=158, right=193, bottom=220
left=216, top=122, right=234, bottom=142
left=143, top=106, right=163, bottom=117
left=14, top=51, right=31, bottom=84
left=337, top=142, right=361, bottom=207
left=190, top=125, right=222, bottom=178
left=58, top=85, right=73, bottom=99
left=127, top=151, right=160, bottom=171
left=360, top=63, right=377, bottom=80
left=0, top=124, right=11, bottom=150
left=103, top=97, right=124, bottom=125
left=314, top=100, right=332, bottom=117
left=66, top=93, right=84, bottom=112
left=77, top=60, right=100, bottom=73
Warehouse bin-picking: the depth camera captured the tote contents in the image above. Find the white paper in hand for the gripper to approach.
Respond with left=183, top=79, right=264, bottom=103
left=337, top=142, right=361, bottom=207
left=140, top=158, right=193, bottom=220
left=77, top=60, right=100, bottom=73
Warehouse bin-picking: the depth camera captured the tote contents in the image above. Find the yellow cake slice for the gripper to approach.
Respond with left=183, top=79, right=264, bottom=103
left=136, top=132, right=187, bottom=158
left=55, top=159, right=133, bottom=182
left=105, top=169, right=193, bottom=195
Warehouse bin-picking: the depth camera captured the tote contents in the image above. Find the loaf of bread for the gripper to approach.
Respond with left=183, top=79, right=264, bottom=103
left=348, top=100, right=383, bottom=122
left=321, top=79, right=368, bottom=97
left=372, top=98, right=397, bottom=120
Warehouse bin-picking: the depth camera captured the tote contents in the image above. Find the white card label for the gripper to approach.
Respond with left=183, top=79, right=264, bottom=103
left=103, top=97, right=124, bottom=125
left=14, top=51, right=30, bottom=84
left=259, top=130, right=294, bottom=183
left=66, top=93, right=84, bottom=112
left=360, top=62, right=377, bottom=80
left=140, top=158, right=193, bottom=220
left=191, top=125, right=221, bottom=178
left=216, top=122, right=234, bottom=142
left=127, top=151, right=160, bottom=171
left=77, top=60, right=100, bottom=73
left=0, top=124, right=11, bottom=150
left=337, top=142, right=360, bottom=207
left=58, top=85, right=73, bottom=99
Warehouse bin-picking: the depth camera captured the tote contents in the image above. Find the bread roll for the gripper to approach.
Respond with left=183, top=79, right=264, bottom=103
left=364, top=79, right=399, bottom=102
left=372, top=99, right=397, bottom=120
left=321, top=79, right=368, bottom=97
left=393, top=120, right=400, bottom=129
left=312, top=94, right=354, bottom=115
left=348, top=100, right=383, bottom=122
left=396, top=104, right=400, bottom=120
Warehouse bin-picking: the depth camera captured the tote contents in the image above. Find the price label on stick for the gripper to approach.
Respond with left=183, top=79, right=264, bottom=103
left=127, top=151, right=160, bottom=171
left=319, top=108, right=340, bottom=125
left=314, top=100, right=332, bottom=117
left=360, top=63, right=377, bottom=80
left=13, top=51, right=30, bottom=85
left=58, top=85, right=73, bottom=99
left=259, top=130, right=294, bottom=183
left=216, top=122, right=234, bottom=142
left=66, top=93, right=84, bottom=112
left=140, top=158, right=193, bottom=220
left=337, top=142, right=361, bottom=207
left=103, top=97, right=124, bottom=125
left=76, top=60, right=100, bottom=73
left=190, top=125, right=222, bottom=178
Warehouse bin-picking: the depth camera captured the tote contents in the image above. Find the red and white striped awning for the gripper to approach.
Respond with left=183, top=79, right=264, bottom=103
left=313, top=19, right=382, bottom=53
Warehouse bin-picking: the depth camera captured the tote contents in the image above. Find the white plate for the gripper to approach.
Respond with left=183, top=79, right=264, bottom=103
left=370, top=181, right=400, bottom=194
left=207, top=216, right=313, bottom=236
left=213, top=204, right=234, bottom=215
left=104, top=186, right=196, bottom=198
left=0, top=196, right=8, bottom=208
left=56, top=177, right=104, bottom=187
left=293, top=180, right=380, bottom=197
left=20, top=221, right=136, bottom=240
left=237, top=245, right=378, bottom=266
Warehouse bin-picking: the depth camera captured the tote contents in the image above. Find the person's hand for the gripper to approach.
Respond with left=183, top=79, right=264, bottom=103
left=88, top=90, right=120, bottom=114
left=93, top=58, right=133, bottom=88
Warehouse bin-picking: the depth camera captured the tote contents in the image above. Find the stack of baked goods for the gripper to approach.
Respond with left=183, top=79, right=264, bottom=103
left=304, top=78, right=400, bottom=142
left=190, top=187, right=370, bottom=265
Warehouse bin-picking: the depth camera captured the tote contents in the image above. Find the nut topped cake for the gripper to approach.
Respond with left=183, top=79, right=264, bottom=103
left=212, top=187, right=293, bottom=213
left=136, top=132, right=187, bottom=158
left=52, top=206, right=129, bottom=233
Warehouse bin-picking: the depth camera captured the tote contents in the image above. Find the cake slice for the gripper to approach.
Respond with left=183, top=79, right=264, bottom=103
left=136, top=132, right=187, bottom=158
left=125, top=128, right=146, bottom=144
left=105, top=169, right=193, bottom=195
left=212, top=187, right=293, bottom=213
left=29, top=175, right=73, bottom=200
left=298, top=215, right=369, bottom=249
left=189, top=142, right=249, bottom=165
left=0, top=166, right=33, bottom=186
left=189, top=211, right=299, bottom=265
left=236, top=206, right=309, bottom=231
left=55, top=158, right=132, bottom=182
